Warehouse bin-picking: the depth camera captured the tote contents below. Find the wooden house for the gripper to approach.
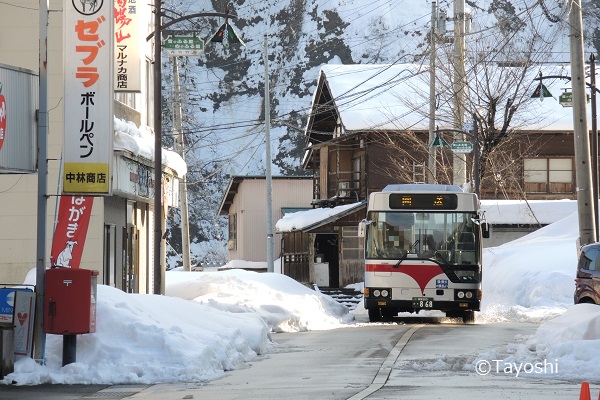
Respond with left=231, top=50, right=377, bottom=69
left=276, top=63, right=591, bottom=288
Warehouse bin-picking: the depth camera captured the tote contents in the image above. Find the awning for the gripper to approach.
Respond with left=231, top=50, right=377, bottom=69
left=276, top=201, right=366, bottom=233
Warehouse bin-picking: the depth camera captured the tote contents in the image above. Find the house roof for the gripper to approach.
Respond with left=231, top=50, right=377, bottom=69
left=275, top=201, right=366, bottom=233
left=217, top=175, right=312, bottom=216
left=481, top=199, right=577, bottom=225
left=305, top=63, right=582, bottom=141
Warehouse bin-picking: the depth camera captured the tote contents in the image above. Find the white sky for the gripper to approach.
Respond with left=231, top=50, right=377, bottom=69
left=320, top=64, right=580, bottom=132
left=1, top=202, right=597, bottom=385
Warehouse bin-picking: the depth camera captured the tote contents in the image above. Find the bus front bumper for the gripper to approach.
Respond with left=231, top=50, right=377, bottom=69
left=364, top=298, right=480, bottom=312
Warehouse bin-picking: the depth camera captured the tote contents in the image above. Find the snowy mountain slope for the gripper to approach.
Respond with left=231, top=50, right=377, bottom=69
left=163, top=0, right=600, bottom=266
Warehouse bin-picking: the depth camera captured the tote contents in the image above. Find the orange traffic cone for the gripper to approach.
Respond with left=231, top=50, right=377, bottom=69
left=580, top=382, right=591, bottom=400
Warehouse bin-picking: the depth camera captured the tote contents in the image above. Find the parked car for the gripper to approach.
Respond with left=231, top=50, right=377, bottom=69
left=574, top=243, right=600, bottom=304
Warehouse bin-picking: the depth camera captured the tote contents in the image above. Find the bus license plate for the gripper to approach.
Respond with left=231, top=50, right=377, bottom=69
left=412, top=297, right=433, bottom=308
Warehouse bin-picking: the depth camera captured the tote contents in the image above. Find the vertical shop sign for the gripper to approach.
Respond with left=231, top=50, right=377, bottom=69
left=51, top=196, right=94, bottom=268
left=114, top=0, right=142, bottom=92
left=0, top=83, right=6, bottom=152
left=63, top=0, right=113, bottom=194
left=13, top=291, right=35, bottom=359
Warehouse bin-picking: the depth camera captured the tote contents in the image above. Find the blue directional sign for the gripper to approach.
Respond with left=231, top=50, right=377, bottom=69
left=0, top=288, right=32, bottom=322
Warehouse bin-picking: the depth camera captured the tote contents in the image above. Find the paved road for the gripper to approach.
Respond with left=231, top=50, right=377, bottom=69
left=0, top=317, right=593, bottom=399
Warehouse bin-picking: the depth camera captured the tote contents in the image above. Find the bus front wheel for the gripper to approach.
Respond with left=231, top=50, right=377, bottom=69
left=368, top=307, right=382, bottom=322
left=462, top=311, right=475, bottom=324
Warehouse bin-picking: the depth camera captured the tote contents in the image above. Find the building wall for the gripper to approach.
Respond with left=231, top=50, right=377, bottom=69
left=104, top=196, right=129, bottom=287
left=0, top=1, right=63, bottom=284
left=340, top=226, right=364, bottom=286
left=134, top=201, right=150, bottom=294
left=0, top=2, right=164, bottom=292
left=229, top=178, right=313, bottom=262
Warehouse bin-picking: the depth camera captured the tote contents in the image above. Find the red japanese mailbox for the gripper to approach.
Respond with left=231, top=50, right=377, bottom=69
left=44, top=268, right=98, bottom=335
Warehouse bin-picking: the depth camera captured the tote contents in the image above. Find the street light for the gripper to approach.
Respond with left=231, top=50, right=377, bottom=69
left=149, top=4, right=239, bottom=294
left=430, top=113, right=481, bottom=197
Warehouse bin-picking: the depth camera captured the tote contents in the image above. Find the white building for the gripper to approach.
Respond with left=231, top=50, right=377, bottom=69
left=218, top=176, right=313, bottom=263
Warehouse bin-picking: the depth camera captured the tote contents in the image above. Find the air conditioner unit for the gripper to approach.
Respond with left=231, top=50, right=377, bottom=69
left=338, top=181, right=350, bottom=197
left=227, top=239, right=236, bottom=250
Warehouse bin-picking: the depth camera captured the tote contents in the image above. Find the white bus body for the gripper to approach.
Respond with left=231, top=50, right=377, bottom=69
left=362, top=184, right=487, bottom=324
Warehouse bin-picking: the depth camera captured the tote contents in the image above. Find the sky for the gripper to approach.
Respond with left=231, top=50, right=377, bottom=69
left=2, top=202, right=599, bottom=385
left=318, top=64, right=580, bottom=133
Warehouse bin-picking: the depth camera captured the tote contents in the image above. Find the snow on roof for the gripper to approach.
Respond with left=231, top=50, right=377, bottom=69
left=113, top=117, right=187, bottom=178
left=480, top=199, right=577, bottom=225
left=276, top=201, right=365, bottom=232
left=319, top=64, right=584, bottom=132
left=275, top=197, right=576, bottom=230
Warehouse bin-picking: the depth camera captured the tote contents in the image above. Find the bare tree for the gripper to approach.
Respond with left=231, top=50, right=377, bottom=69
left=378, top=3, right=567, bottom=198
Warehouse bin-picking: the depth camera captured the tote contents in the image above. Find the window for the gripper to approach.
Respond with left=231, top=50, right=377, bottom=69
left=524, top=158, right=573, bottom=193
left=579, top=246, right=599, bottom=271
left=228, top=214, right=237, bottom=250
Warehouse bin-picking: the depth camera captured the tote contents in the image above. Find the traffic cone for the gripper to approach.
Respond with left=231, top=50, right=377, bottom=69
left=580, top=382, right=591, bottom=400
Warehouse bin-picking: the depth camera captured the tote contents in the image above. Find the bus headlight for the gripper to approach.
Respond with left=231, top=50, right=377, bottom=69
left=367, top=288, right=391, bottom=298
left=455, top=290, right=476, bottom=300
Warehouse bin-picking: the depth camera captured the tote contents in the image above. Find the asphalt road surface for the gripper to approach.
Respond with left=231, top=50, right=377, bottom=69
left=0, top=315, right=592, bottom=399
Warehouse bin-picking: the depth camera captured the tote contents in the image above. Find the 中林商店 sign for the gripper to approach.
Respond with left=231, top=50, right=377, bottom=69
left=63, top=0, right=113, bottom=195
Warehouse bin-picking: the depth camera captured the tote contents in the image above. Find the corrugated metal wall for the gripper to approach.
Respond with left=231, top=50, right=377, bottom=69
left=0, top=64, right=38, bottom=172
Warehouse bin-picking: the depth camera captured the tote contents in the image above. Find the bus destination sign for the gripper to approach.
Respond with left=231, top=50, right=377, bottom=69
left=389, top=193, right=458, bottom=210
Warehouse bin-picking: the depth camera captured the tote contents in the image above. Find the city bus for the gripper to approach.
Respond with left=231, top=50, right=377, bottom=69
left=359, top=184, right=489, bottom=324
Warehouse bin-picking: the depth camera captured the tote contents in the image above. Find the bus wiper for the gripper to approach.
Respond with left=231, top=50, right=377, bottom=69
left=432, top=251, right=460, bottom=282
left=393, top=240, right=419, bottom=268
left=393, top=252, right=407, bottom=268
left=410, top=239, right=420, bottom=252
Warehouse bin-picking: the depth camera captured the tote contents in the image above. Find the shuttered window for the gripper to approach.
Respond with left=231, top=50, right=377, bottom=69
left=524, top=158, right=573, bottom=193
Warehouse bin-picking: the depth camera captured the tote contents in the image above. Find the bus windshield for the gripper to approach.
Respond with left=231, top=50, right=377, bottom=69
left=365, top=211, right=480, bottom=266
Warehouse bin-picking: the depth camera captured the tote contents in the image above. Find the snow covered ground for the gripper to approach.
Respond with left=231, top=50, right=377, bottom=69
left=2, top=206, right=598, bottom=385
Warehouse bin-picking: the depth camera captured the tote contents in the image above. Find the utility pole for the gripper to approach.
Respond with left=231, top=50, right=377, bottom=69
left=590, top=54, right=598, bottom=240
left=264, top=34, right=274, bottom=273
left=472, top=114, right=480, bottom=197
left=148, top=8, right=239, bottom=289
left=452, top=0, right=467, bottom=188
left=153, top=0, right=164, bottom=294
left=34, top=0, right=49, bottom=363
left=569, top=0, right=597, bottom=245
left=428, top=1, right=437, bottom=184
left=172, top=57, right=191, bottom=271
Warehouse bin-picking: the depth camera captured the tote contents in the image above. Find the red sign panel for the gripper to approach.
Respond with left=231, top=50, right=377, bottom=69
left=51, top=196, right=94, bottom=268
left=0, top=90, right=6, bottom=151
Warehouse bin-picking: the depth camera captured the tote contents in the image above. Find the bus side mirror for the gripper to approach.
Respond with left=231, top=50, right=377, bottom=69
left=358, top=220, right=367, bottom=238
left=481, top=221, right=490, bottom=239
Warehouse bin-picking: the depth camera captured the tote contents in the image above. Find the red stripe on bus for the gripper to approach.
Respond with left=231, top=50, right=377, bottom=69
left=365, top=263, right=444, bottom=294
